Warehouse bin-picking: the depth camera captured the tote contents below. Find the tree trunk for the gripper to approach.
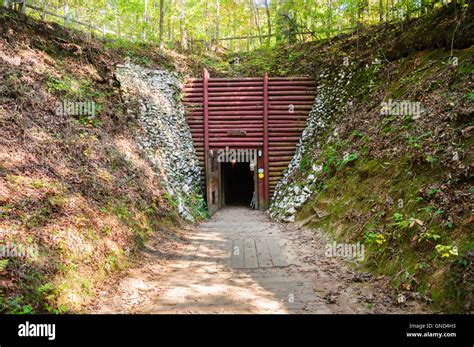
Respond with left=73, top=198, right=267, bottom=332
left=204, top=0, right=209, bottom=50
left=159, top=0, right=165, bottom=48
left=357, top=0, right=364, bottom=29
left=180, top=0, right=188, bottom=50
left=167, top=0, right=172, bottom=42
left=250, top=0, right=263, bottom=46
left=379, top=0, right=383, bottom=22
left=115, top=3, right=122, bottom=38
left=215, top=0, right=220, bottom=52
left=264, top=0, right=271, bottom=44
left=19, top=0, right=26, bottom=14
left=142, top=0, right=148, bottom=41
left=327, top=0, right=332, bottom=32
left=64, top=3, right=70, bottom=27
left=41, top=0, right=48, bottom=20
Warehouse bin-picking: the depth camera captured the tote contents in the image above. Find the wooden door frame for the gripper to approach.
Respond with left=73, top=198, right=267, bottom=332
left=205, top=149, right=221, bottom=216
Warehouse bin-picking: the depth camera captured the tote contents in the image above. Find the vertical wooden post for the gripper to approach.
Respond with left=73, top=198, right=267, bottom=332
left=263, top=72, right=269, bottom=208
left=257, top=150, right=264, bottom=210
left=203, top=69, right=210, bottom=154
left=203, top=68, right=210, bottom=209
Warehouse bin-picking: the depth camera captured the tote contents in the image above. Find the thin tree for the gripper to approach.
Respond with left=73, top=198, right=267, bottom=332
left=264, top=0, right=271, bottom=44
left=250, top=0, right=263, bottom=46
left=379, top=0, right=384, bottom=22
left=327, top=0, right=332, bottom=32
left=205, top=0, right=211, bottom=50
left=142, top=0, right=148, bottom=41
left=215, top=0, right=220, bottom=51
left=159, top=0, right=165, bottom=48
left=180, top=0, right=188, bottom=50
left=41, top=0, right=49, bottom=20
left=168, top=0, right=172, bottom=42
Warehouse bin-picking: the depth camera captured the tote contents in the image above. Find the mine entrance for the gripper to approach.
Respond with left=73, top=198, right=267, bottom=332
left=183, top=69, right=317, bottom=215
left=221, top=162, right=255, bottom=206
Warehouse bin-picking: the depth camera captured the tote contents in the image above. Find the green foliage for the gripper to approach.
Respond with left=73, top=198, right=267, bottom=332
left=14, top=0, right=455, bottom=52
left=391, top=213, right=424, bottom=230
left=299, top=153, right=311, bottom=171
left=297, top=147, right=471, bottom=312
left=419, top=230, right=441, bottom=243
left=5, top=297, right=35, bottom=315
left=44, top=73, right=103, bottom=127
left=435, top=244, right=459, bottom=258
left=45, top=76, right=72, bottom=94
left=340, top=152, right=359, bottom=166
left=0, top=259, right=9, bottom=272
left=364, top=230, right=387, bottom=245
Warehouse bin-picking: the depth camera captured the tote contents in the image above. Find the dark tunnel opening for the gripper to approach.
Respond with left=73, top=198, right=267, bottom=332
left=221, top=162, right=254, bottom=206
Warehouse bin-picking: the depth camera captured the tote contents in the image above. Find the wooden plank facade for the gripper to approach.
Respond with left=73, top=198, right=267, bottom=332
left=182, top=69, right=316, bottom=211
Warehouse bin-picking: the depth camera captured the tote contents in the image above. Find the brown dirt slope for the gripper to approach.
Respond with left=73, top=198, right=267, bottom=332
left=0, top=8, right=199, bottom=313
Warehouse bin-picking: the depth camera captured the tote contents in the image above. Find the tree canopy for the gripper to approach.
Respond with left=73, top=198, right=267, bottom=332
left=8, top=0, right=467, bottom=52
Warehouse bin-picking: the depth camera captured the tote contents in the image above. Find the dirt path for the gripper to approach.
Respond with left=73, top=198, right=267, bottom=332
left=92, top=207, right=429, bottom=313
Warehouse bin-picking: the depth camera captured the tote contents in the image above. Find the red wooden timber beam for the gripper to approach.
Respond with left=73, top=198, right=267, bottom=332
left=269, top=101, right=313, bottom=105
left=268, top=111, right=310, bottom=115
left=209, top=142, right=263, bottom=147
left=209, top=128, right=262, bottom=132
left=267, top=142, right=299, bottom=146
left=268, top=77, right=314, bottom=81
left=269, top=146, right=297, bottom=151
left=268, top=120, right=307, bottom=124
left=210, top=116, right=261, bottom=121
left=209, top=78, right=263, bottom=81
left=210, top=124, right=262, bottom=129
left=208, top=105, right=262, bottom=111
left=269, top=127, right=306, bottom=132
left=269, top=105, right=313, bottom=109
left=268, top=81, right=315, bottom=86
left=209, top=110, right=263, bottom=115
left=268, top=86, right=316, bottom=91
left=268, top=96, right=315, bottom=101
left=263, top=72, right=269, bottom=207
left=208, top=96, right=263, bottom=101
left=209, top=137, right=263, bottom=142
left=209, top=120, right=263, bottom=125
left=208, top=101, right=264, bottom=106
left=207, top=87, right=262, bottom=92
left=268, top=90, right=316, bottom=96
left=184, top=84, right=203, bottom=89
left=208, top=91, right=263, bottom=96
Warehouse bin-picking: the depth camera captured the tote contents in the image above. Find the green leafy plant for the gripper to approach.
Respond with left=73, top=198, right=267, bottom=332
left=428, top=188, right=441, bottom=196
left=6, top=297, right=35, bottom=315
left=418, top=230, right=441, bottom=243
left=415, top=196, right=424, bottom=203
left=392, top=213, right=423, bottom=229
left=339, top=152, right=358, bottom=167
left=435, top=244, right=458, bottom=258
left=45, top=76, right=71, bottom=94
left=0, top=259, right=9, bottom=272
left=364, top=231, right=386, bottom=245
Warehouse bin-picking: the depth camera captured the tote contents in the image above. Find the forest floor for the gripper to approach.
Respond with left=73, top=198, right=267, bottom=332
left=91, top=207, right=430, bottom=314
